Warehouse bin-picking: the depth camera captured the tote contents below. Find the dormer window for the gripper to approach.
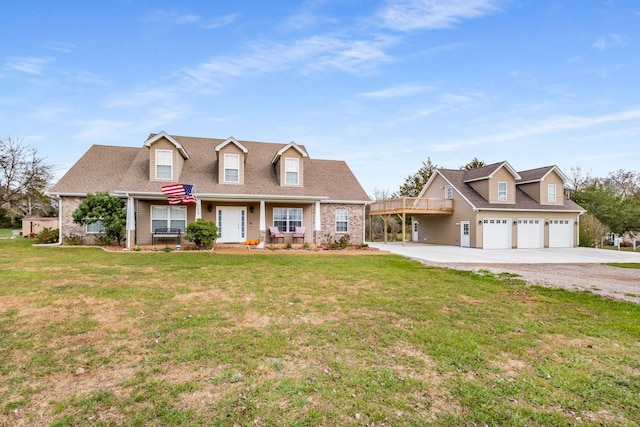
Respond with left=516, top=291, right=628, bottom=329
left=224, top=154, right=240, bottom=183
left=285, top=158, right=299, bottom=185
left=156, top=149, right=173, bottom=180
left=548, top=184, right=557, bottom=203
left=498, top=182, right=507, bottom=201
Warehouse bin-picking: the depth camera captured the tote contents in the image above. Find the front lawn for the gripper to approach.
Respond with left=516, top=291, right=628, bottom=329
left=1, top=238, right=639, bottom=426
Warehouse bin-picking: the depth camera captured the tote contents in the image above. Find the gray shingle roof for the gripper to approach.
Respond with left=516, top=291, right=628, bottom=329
left=438, top=168, right=584, bottom=212
left=517, top=165, right=556, bottom=183
left=51, top=134, right=370, bottom=202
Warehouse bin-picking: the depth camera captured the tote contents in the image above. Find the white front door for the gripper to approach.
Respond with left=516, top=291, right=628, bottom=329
left=412, top=219, right=419, bottom=242
left=460, top=221, right=470, bottom=247
left=217, top=206, right=246, bottom=243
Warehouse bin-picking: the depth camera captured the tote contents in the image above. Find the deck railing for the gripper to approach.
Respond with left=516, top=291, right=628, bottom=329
left=369, top=197, right=453, bottom=215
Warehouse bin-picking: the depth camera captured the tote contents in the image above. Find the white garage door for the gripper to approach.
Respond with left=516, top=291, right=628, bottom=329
left=549, top=219, right=573, bottom=248
left=517, top=219, right=543, bottom=249
left=482, top=218, right=511, bottom=249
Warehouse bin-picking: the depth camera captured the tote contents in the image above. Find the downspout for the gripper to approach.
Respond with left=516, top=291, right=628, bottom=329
left=57, top=195, right=63, bottom=245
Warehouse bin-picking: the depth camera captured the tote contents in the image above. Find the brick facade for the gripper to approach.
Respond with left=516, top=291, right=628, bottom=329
left=317, top=203, right=365, bottom=246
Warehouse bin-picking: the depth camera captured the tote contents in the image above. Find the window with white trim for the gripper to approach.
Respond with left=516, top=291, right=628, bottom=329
left=86, top=220, right=104, bottom=233
left=155, top=149, right=173, bottom=180
left=445, top=185, right=453, bottom=199
left=285, top=158, right=299, bottom=185
left=273, top=207, right=302, bottom=232
left=335, top=209, right=348, bottom=233
left=224, top=154, right=240, bottom=183
left=498, top=181, right=507, bottom=201
left=151, top=205, right=187, bottom=232
left=548, top=184, right=556, bottom=203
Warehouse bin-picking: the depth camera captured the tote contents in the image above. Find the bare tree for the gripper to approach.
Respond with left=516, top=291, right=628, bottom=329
left=0, top=137, right=54, bottom=224
left=566, top=166, right=593, bottom=192
left=370, top=187, right=393, bottom=201
left=603, top=169, right=640, bottom=200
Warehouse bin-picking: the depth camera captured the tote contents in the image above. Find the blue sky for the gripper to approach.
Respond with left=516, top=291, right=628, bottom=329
left=1, top=0, right=639, bottom=196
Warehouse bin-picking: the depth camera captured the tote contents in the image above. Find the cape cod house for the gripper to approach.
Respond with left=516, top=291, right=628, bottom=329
left=370, top=161, right=585, bottom=249
left=50, top=132, right=370, bottom=248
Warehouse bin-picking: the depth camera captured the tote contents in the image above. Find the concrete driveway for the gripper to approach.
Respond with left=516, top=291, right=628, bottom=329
left=368, top=242, right=640, bottom=264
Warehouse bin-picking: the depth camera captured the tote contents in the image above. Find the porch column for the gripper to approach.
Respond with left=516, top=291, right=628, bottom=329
left=259, top=200, right=266, bottom=241
left=314, top=201, right=321, bottom=244
left=126, top=196, right=135, bottom=250
left=195, top=199, right=202, bottom=220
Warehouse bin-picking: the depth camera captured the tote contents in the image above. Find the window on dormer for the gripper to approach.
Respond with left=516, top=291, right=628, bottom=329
left=156, top=149, right=173, bottom=180
left=548, top=184, right=557, bottom=203
left=285, top=158, right=299, bottom=185
left=224, top=154, right=240, bottom=183
left=498, top=182, right=507, bottom=201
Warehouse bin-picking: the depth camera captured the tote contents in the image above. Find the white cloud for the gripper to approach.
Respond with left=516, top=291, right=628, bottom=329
left=4, top=56, right=51, bottom=75
left=202, top=14, right=237, bottom=29
left=387, top=91, right=484, bottom=125
left=41, top=42, right=75, bottom=54
left=376, top=0, right=501, bottom=31
left=433, top=109, right=640, bottom=151
left=73, top=119, right=131, bottom=140
left=593, top=33, right=627, bottom=51
left=359, top=83, right=434, bottom=98
left=65, top=70, right=110, bottom=86
left=178, top=34, right=397, bottom=88
left=145, top=10, right=201, bottom=25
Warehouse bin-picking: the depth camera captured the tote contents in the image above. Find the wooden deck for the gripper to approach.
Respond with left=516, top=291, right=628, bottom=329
left=369, top=197, right=454, bottom=216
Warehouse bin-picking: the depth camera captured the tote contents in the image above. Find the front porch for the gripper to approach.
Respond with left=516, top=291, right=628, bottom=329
left=369, top=197, right=454, bottom=245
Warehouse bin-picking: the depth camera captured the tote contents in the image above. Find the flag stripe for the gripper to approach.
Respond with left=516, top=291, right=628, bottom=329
left=161, top=184, right=197, bottom=204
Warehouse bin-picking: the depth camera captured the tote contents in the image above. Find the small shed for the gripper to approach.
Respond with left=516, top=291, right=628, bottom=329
left=21, top=217, right=59, bottom=237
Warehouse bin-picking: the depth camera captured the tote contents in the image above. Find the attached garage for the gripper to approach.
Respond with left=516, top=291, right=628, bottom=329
left=516, top=219, right=543, bottom=249
left=549, top=219, right=574, bottom=248
left=482, top=218, right=511, bottom=249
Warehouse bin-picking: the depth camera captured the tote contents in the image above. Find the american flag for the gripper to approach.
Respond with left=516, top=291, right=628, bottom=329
left=161, top=184, right=197, bottom=204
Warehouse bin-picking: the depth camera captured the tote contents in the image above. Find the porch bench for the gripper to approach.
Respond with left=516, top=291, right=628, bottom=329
left=152, top=228, right=182, bottom=245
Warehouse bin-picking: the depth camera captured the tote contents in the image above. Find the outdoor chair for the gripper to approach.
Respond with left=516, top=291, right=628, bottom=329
left=292, top=226, right=305, bottom=243
left=269, top=226, right=284, bottom=243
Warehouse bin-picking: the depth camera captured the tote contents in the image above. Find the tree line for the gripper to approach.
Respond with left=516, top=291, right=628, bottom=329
left=3, top=137, right=639, bottom=246
left=0, top=137, right=54, bottom=227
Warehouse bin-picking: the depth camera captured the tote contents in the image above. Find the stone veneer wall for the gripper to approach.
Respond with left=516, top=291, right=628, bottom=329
left=317, top=203, right=365, bottom=246
left=60, top=196, right=129, bottom=245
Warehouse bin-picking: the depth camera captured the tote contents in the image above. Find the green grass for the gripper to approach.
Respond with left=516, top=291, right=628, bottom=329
left=607, top=262, right=640, bottom=269
left=1, top=237, right=639, bottom=426
left=0, top=228, right=18, bottom=238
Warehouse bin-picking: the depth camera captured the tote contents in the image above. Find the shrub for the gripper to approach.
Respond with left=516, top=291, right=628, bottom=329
left=64, top=234, right=85, bottom=245
left=185, top=218, right=219, bottom=249
left=35, top=227, right=59, bottom=244
left=323, top=233, right=351, bottom=250
left=94, top=235, right=113, bottom=246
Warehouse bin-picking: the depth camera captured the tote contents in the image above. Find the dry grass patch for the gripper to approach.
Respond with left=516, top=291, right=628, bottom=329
left=2, top=239, right=640, bottom=426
